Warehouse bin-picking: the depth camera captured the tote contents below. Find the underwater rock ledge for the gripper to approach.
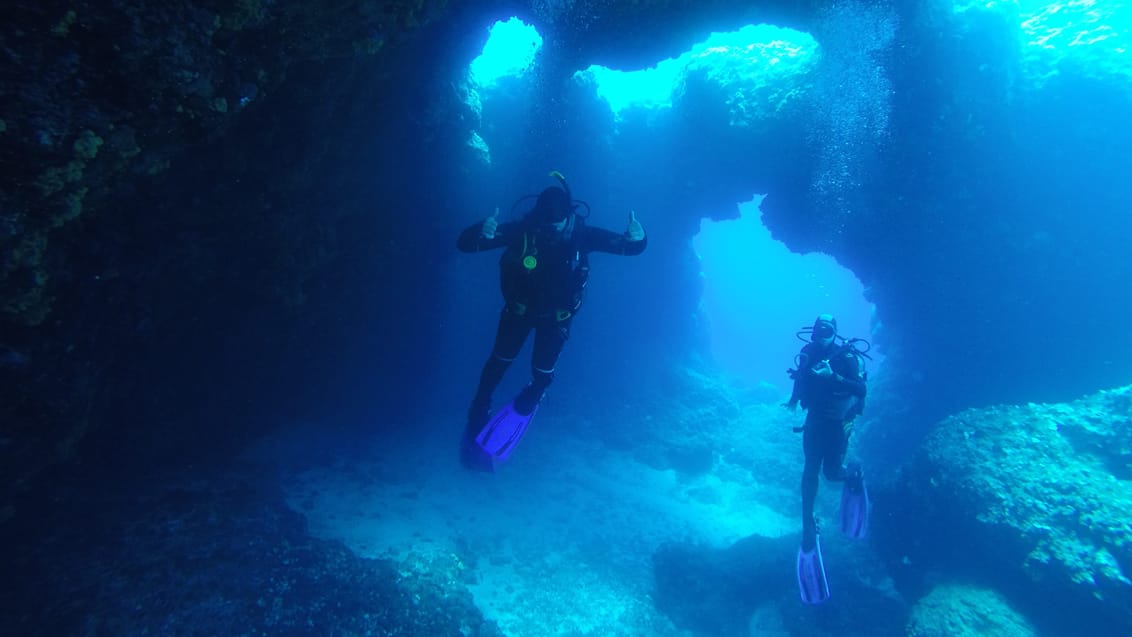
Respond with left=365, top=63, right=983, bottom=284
left=897, top=384, right=1132, bottom=633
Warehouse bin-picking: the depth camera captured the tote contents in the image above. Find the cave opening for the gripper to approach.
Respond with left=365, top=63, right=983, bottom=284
left=458, top=15, right=874, bottom=400
left=694, top=196, right=877, bottom=395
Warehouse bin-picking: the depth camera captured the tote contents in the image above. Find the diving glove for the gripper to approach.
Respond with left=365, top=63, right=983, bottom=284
left=626, top=210, right=645, bottom=241
left=481, top=207, right=500, bottom=239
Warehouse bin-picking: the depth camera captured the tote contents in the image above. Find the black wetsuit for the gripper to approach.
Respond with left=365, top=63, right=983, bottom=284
left=458, top=215, right=646, bottom=430
left=788, top=340, right=867, bottom=548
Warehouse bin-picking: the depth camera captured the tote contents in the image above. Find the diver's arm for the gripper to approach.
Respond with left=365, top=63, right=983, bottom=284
left=457, top=221, right=517, bottom=252
left=785, top=376, right=802, bottom=408
left=580, top=225, right=647, bottom=256
left=833, top=373, right=867, bottom=398
left=831, top=354, right=867, bottom=398
left=784, top=349, right=812, bottom=408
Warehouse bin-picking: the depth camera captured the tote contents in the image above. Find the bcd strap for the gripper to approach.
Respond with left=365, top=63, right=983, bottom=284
left=508, top=302, right=572, bottom=322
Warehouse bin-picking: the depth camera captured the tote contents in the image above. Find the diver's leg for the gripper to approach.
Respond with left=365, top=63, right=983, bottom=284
left=821, top=416, right=855, bottom=482
left=467, top=307, right=530, bottom=434
left=801, top=414, right=823, bottom=551
left=513, top=316, right=571, bottom=415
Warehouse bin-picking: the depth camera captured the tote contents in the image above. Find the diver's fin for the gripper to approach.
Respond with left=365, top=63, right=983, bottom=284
left=797, top=536, right=831, bottom=604
left=472, top=401, right=537, bottom=469
left=840, top=465, right=870, bottom=539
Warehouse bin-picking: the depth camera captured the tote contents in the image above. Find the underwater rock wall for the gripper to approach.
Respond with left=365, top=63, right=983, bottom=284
left=1, top=0, right=448, bottom=327
left=0, top=0, right=461, bottom=502
left=888, top=384, right=1132, bottom=634
left=765, top=3, right=1132, bottom=447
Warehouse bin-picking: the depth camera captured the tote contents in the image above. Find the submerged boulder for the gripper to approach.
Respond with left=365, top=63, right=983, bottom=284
left=902, top=385, right=1132, bottom=630
left=906, top=583, right=1036, bottom=637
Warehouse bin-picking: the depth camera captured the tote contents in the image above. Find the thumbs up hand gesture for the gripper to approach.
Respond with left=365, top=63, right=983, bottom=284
left=481, top=207, right=500, bottom=239
left=626, top=210, right=645, bottom=242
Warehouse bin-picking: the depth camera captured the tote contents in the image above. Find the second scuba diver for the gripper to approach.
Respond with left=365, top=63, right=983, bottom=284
left=786, top=313, right=870, bottom=604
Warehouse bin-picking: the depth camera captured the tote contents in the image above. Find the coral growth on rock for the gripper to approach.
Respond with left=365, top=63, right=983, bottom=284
left=903, top=385, right=1132, bottom=630
left=907, top=583, right=1036, bottom=637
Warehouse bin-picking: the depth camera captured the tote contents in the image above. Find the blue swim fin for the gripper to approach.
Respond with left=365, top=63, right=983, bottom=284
left=471, top=401, right=537, bottom=470
left=840, top=465, right=870, bottom=539
left=797, top=536, right=831, bottom=604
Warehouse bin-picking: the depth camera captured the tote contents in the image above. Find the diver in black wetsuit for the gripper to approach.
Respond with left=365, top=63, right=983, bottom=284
left=785, top=314, right=868, bottom=552
left=457, top=173, right=647, bottom=457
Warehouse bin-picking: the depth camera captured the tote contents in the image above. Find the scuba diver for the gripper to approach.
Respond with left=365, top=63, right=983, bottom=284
left=456, top=171, right=647, bottom=471
left=785, top=313, right=870, bottom=604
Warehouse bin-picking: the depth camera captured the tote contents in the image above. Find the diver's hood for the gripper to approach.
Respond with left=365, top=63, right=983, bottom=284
left=532, top=186, right=571, bottom=223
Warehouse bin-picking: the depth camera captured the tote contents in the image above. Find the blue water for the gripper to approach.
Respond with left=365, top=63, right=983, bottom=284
left=4, top=2, right=1132, bottom=636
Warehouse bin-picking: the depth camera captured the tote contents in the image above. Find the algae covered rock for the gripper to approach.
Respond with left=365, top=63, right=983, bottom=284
left=907, top=583, right=1036, bottom=637
left=905, top=385, right=1132, bottom=626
